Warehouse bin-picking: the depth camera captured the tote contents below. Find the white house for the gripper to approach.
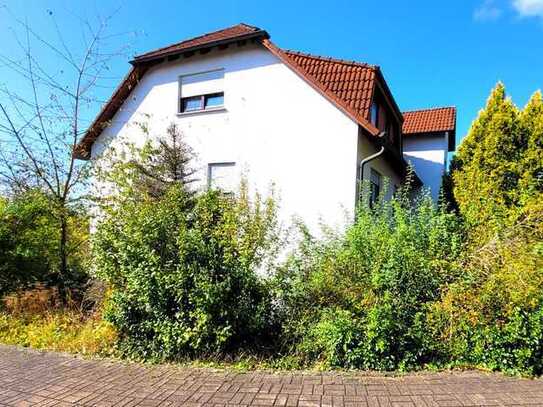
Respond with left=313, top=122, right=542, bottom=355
left=76, top=23, right=456, bottom=232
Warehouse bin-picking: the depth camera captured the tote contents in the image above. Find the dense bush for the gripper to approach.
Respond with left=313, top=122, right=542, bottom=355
left=274, top=185, right=464, bottom=370
left=93, top=183, right=280, bottom=360
left=273, top=83, right=543, bottom=374
left=0, top=190, right=89, bottom=297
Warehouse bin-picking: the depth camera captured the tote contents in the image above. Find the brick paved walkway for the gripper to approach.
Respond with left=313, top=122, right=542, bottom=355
left=1, top=345, right=543, bottom=406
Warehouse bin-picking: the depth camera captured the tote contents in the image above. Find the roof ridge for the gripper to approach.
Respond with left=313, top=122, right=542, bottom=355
left=134, top=23, right=260, bottom=59
left=238, top=22, right=263, bottom=30
left=402, top=106, right=456, bottom=114
left=282, top=48, right=378, bottom=70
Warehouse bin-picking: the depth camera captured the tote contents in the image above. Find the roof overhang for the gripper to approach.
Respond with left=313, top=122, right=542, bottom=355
left=130, top=30, right=269, bottom=65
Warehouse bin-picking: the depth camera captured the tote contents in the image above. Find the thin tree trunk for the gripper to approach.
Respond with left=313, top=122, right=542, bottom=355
left=58, top=204, right=68, bottom=304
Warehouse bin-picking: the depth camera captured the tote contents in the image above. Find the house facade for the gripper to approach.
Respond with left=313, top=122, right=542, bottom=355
left=76, top=23, right=456, bottom=232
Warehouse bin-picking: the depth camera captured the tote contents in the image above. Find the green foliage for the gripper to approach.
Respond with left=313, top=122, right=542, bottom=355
left=275, top=187, right=464, bottom=370
left=0, top=190, right=89, bottom=296
left=453, top=83, right=542, bottom=236
left=5, top=86, right=538, bottom=376
left=93, top=181, right=280, bottom=360
left=437, top=83, right=543, bottom=375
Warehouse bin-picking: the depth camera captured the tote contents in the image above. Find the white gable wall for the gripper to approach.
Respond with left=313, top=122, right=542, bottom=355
left=402, top=133, right=448, bottom=200
left=91, top=43, right=370, bottom=233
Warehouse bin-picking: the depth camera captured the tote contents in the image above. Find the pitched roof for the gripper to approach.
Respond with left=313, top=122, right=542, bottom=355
left=132, top=23, right=268, bottom=63
left=258, top=41, right=381, bottom=138
left=402, top=107, right=456, bottom=151
left=281, top=50, right=377, bottom=121
left=402, top=107, right=456, bottom=135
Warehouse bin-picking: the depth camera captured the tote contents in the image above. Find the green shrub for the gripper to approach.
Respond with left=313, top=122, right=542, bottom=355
left=427, top=229, right=543, bottom=375
left=93, top=184, right=280, bottom=360
left=0, top=190, right=89, bottom=297
left=275, top=186, right=464, bottom=370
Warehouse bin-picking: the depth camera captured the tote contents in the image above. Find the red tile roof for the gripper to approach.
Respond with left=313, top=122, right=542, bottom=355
left=259, top=40, right=380, bottom=139
left=281, top=50, right=377, bottom=121
left=402, top=107, right=456, bottom=135
left=132, top=23, right=267, bottom=62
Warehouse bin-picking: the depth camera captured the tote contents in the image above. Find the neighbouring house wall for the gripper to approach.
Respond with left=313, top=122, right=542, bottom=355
left=356, top=128, right=403, bottom=202
left=91, top=43, right=363, bottom=234
left=402, top=133, right=448, bottom=201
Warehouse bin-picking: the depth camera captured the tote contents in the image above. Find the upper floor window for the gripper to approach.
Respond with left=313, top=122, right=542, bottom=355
left=179, top=69, right=224, bottom=113
left=370, top=102, right=379, bottom=126
left=378, top=105, right=387, bottom=131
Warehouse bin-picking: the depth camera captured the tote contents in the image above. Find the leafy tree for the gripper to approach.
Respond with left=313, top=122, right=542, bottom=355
left=0, top=190, right=88, bottom=296
left=436, top=83, right=543, bottom=375
left=517, top=91, right=543, bottom=223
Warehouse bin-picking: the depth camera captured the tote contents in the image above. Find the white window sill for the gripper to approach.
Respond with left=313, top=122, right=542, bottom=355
left=177, top=107, right=227, bottom=117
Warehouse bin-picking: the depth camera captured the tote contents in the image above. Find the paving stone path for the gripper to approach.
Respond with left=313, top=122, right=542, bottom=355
left=1, top=345, right=543, bottom=406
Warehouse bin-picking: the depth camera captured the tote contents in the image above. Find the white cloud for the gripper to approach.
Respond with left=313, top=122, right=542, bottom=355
left=512, top=0, right=543, bottom=17
left=474, top=0, right=503, bottom=21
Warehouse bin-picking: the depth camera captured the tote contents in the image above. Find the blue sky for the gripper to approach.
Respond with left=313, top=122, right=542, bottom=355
left=1, top=0, right=542, bottom=150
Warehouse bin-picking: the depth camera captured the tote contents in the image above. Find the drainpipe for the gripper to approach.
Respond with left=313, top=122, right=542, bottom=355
left=359, top=136, right=386, bottom=183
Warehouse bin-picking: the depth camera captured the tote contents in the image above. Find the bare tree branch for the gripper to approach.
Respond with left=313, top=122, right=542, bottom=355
left=0, top=5, right=134, bottom=299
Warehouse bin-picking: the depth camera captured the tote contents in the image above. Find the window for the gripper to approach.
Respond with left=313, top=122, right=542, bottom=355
left=181, top=96, right=203, bottom=112
left=205, top=92, right=224, bottom=108
left=378, top=105, right=387, bottom=131
left=370, top=102, right=379, bottom=125
left=369, top=168, right=382, bottom=206
left=387, top=121, right=395, bottom=145
left=179, top=70, right=224, bottom=113
left=208, top=162, right=237, bottom=193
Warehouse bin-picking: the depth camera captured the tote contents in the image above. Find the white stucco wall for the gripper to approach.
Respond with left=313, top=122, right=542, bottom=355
left=402, top=133, right=448, bottom=201
left=91, top=43, right=371, bottom=234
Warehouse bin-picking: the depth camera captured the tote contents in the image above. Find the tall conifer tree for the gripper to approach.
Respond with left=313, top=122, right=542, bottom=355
left=453, top=83, right=521, bottom=234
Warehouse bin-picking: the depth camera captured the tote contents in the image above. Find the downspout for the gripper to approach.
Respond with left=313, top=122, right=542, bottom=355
left=359, top=133, right=386, bottom=183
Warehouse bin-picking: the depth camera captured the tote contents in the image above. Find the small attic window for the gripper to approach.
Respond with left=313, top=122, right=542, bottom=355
left=370, top=102, right=379, bottom=126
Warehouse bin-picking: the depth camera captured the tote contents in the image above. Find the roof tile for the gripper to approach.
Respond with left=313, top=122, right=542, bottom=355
left=281, top=50, right=377, bottom=120
left=402, top=107, right=456, bottom=134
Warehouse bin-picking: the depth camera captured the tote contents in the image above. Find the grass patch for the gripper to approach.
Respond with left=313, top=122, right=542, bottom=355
left=0, top=310, right=117, bottom=357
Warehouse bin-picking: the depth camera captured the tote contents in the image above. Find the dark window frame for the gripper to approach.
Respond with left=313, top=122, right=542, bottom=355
left=180, top=91, right=224, bottom=113
left=369, top=168, right=382, bottom=207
